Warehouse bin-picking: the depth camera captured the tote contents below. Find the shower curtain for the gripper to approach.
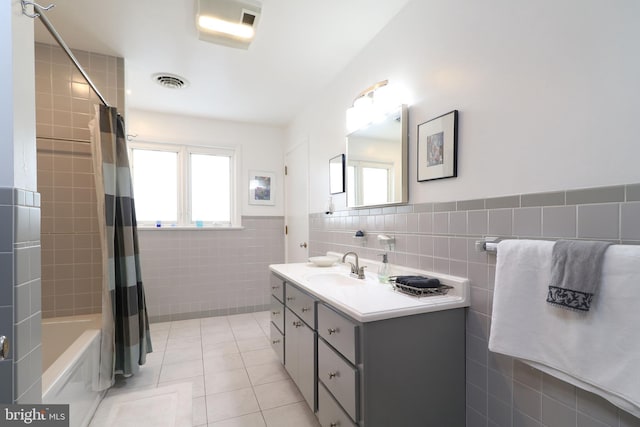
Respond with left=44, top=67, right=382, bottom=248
left=90, top=104, right=152, bottom=389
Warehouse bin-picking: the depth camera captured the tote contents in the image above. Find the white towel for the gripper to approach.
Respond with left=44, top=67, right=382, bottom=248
left=489, top=240, right=640, bottom=417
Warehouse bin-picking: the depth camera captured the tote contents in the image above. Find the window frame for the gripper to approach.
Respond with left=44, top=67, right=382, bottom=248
left=129, top=141, right=239, bottom=228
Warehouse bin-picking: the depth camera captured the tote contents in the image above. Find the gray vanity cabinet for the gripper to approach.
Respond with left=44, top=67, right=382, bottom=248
left=270, top=272, right=466, bottom=427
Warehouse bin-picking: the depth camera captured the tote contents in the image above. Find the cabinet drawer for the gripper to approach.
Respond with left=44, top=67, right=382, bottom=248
left=318, top=338, right=358, bottom=421
left=270, top=296, right=285, bottom=333
left=318, top=382, right=357, bottom=427
left=270, top=322, right=284, bottom=364
left=270, top=274, right=285, bottom=303
left=285, top=284, right=316, bottom=328
left=318, top=303, right=357, bottom=364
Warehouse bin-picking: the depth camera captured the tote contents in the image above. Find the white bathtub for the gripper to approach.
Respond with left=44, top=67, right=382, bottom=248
left=42, top=314, right=104, bottom=427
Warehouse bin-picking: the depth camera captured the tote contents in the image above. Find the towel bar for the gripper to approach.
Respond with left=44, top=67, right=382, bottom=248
left=475, top=237, right=500, bottom=253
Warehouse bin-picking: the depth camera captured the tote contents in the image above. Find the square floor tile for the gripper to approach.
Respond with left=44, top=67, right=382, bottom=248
left=236, top=337, right=270, bottom=353
left=253, top=379, right=302, bottom=410
left=163, top=346, right=203, bottom=364
left=241, top=348, right=278, bottom=367
left=209, top=412, right=266, bottom=427
left=204, top=368, right=251, bottom=395
left=193, top=396, right=207, bottom=426
left=159, top=375, right=206, bottom=399
left=246, top=362, right=290, bottom=386
left=262, top=402, right=319, bottom=427
left=160, top=359, right=204, bottom=383
left=203, top=353, right=245, bottom=376
left=203, top=340, right=239, bottom=357
left=206, top=387, right=260, bottom=423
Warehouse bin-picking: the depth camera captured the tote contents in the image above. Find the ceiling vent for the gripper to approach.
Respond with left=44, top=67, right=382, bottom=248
left=196, top=0, right=261, bottom=50
left=153, top=73, right=189, bottom=89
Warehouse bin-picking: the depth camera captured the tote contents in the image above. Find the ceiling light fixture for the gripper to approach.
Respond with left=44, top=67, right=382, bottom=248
left=196, top=0, right=261, bottom=50
left=347, top=80, right=404, bottom=133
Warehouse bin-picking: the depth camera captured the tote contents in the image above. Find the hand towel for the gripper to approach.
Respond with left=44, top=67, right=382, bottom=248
left=547, top=240, right=612, bottom=311
left=489, top=240, right=640, bottom=418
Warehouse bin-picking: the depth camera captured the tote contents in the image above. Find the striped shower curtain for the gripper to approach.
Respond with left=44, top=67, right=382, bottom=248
left=90, top=105, right=152, bottom=387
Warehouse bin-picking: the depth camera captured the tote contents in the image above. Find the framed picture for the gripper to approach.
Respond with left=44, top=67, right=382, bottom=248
left=417, top=110, right=458, bottom=182
left=329, top=154, right=345, bottom=194
left=249, top=170, right=275, bottom=205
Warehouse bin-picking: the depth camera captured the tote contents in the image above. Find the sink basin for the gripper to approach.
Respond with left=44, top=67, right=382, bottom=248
left=305, top=272, right=372, bottom=286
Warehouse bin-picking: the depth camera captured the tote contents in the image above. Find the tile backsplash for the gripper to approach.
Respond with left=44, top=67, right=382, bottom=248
left=310, top=183, right=640, bottom=427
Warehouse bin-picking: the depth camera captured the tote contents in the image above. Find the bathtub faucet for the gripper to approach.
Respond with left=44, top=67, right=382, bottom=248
left=342, top=251, right=366, bottom=279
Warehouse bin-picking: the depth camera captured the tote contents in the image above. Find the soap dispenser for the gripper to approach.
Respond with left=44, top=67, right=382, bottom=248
left=377, top=253, right=390, bottom=283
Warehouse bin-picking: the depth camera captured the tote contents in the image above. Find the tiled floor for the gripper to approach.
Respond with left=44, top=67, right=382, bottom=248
left=89, top=311, right=320, bottom=427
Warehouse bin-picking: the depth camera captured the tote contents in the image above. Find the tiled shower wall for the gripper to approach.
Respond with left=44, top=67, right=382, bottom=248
left=0, top=188, right=42, bottom=403
left=139, top=216, right=285, bottom=322
left=309, top=183, right=640, bottom=427
left=34, top=42, right=125, bottom=318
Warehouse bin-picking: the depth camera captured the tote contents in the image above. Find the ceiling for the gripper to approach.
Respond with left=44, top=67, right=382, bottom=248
left=33, top=0, right=411, bottom=126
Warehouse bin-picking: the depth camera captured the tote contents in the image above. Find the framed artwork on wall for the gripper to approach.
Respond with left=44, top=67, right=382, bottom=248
left=417, top=110, right=458, bottom=182
left=249, top=170, right=275, bottom=205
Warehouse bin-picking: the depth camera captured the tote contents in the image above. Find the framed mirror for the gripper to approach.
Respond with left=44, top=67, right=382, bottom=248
left=329, top=154, right=345, bottom=194
left=346, top=104, right=408, bottom=207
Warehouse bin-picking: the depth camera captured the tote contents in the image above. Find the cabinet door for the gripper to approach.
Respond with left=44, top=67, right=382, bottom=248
left=284, top=308, right=316, bottom=411
left=297, top=320, right=316, bottom=411
left=284, top=308, right=299, bottom=382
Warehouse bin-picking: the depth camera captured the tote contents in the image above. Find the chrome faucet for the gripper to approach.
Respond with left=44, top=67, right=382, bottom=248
left=342, top=251, right=366, bottom=279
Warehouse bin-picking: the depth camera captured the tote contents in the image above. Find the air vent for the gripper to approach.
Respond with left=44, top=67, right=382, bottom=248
left=152, top=73, right=189, bottom=89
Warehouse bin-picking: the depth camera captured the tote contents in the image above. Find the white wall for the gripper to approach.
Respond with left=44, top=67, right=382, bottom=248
left=128, top=109, right=286, bottom=216
left=287, top=0, right=640, bottom=213
left=0, top=1, right=36, bottom=190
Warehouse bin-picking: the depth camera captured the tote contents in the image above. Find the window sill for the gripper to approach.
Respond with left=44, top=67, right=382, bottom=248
left=137, top=226, right=245, bottom=231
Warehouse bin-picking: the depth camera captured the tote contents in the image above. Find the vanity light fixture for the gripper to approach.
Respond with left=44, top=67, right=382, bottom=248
left=346, top=79, right=402, bottom=133
left=196, top=0, right=261, bottom=50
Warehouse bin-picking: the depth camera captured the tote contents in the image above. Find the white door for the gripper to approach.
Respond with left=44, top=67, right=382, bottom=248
left=285, top=140, right=309, bottom=263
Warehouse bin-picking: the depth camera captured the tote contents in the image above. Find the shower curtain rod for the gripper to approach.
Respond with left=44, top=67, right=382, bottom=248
left=23, top=1, right=112, bottom=108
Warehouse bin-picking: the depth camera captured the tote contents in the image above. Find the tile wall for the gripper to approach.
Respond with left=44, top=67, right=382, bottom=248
left=34, top=42, right=125, bottom=318
left=139, top=216, right=285, bottom=322
left=0, top=188, right=42, bottom=403
left=309, top=183, right=640, bottom=427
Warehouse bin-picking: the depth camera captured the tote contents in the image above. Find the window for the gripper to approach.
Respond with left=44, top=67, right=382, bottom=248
left=130, top=142, right=237, bottom=227
left=347, top=161, right=393, bottom=207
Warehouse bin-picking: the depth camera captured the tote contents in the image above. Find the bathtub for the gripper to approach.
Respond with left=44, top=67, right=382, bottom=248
left=42, top=314, right=104, bottom=427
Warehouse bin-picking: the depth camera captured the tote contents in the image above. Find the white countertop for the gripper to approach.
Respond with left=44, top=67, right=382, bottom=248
left=269, top=254, right=470, bottom=323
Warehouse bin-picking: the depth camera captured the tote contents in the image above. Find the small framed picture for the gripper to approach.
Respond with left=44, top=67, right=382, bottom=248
left=249, top=170, right=275, bottom=205
left=417, top=110, right=458, bottom=182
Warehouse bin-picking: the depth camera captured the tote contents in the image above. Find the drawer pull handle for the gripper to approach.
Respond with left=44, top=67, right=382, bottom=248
left=292, top=321, right=302, bottom=328
left=272, top=339, right=280, bottom=344
left=330, top=423, right=339, bottom=427
left=287, top=297, right=295, bottom=301
left=301, top=307, right=311, bottom=313
left=328, top=371, right=339, bottom=379
left=271, top=311, right=280, bottom=316
left=327, top=328, right=338, bottom=335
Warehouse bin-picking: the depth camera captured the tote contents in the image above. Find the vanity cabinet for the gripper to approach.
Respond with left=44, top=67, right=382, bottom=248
left=270, top=272, right=466, bottom=427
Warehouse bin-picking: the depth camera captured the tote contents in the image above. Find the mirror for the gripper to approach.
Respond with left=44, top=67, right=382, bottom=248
left=329, top=154, right=345, bottom=194
left=346, top=105, right=408, bottom=207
